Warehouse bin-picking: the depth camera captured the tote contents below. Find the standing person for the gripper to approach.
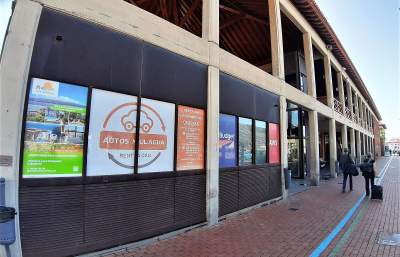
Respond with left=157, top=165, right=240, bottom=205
left=360, top=153, right=375, bottom=196
left=339, top=148, right=354, bottom=193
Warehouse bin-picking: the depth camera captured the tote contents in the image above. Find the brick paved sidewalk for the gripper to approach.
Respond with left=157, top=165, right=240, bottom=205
left=321, top=157, right=400, bottom=257
left=100, top=157, right=393, bottom=257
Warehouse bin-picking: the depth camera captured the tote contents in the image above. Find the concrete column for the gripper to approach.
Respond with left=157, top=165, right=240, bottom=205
left=341, top=125, right=348, bottom=151
left=356, top=131, right=362, bottom=163
left=279, top=96, right=288, bottom=198
left=203, top=0, right=219, bottom=226
left=303, top=32, right=316, bottom=98
left=346, top=83, right=353, bottom=121
left=361, top=134, right=367, bottom=155
left=350, top=128, right=356, bottom=160
left=337, top=72, right=345, bottom=113
left=328, top=119, right=337, bottom=178
left=308, top=111, right=320, bottom=186
left=323, top=56, right=334, bottom=108
left=268, top=0, right=285, bottom=80
left=202, top=0, right=219, bottom=43
left=354, top=94, right=359, bottom=123
left=0, top=1, right=42, bottom=257
left=206, top=66, right=219, bottom=225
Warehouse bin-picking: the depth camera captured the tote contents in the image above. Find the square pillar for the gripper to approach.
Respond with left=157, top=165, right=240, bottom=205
left=341, top=125, right=348, bottom=152
left=308, top=110, right=320, bottom=186
left=303, top=32, right=316, bottom=98
left=328, top=119, right=337, bottom=178
left=354, top=94, right=358, bottom=123
left=203, top=0, right=219, bottom=226
left=337, top=72, right=345, bottom=114
left=356, top=131, right=362, bottom=163
left=350, top=128, right=356, bottom=160
left=323, top=56, right=334, bottom=108
left=279, top=96, right=288, bottom=198
left=346, top=82, right=353, bottom=118
left=268, top=0, right=285, bottom=80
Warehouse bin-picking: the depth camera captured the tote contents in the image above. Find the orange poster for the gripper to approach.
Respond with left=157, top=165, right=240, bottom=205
left=176, top=105, right=205, bottom=171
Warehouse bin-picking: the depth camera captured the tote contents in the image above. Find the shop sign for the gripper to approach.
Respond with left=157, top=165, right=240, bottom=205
left=22, top=78, right=88, bottom=178
left=269, top=123, right=280, bottom=164
left=219, top=114, right=237, bottom=168
left=87, top=89, right=137, bottom=176
left=176, top=105, right=205, bottom=171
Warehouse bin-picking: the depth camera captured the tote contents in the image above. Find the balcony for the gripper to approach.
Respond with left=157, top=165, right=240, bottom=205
left=333, top=98, right=344, bottom=115
left=344, top=106, right=352, bottom=120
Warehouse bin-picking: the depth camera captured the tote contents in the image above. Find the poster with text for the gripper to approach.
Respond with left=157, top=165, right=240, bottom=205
left=138, top=98, right=175, bottom=173
left=176, top=105, right=205, bottom=171
left=219, top=114, right=237, bottom=168
left=87, top=89, right=137, bottom=176
left=269, top=123, right=280, bottom=164
left=22, top=78, right=88, bottom=178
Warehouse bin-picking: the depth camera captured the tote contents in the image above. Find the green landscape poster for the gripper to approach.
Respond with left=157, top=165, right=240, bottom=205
left=22, top=78, right=88, bottom=178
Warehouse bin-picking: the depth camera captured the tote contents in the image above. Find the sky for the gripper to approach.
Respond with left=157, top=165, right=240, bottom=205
left=315, top=0, right=400, bottom=141
left=0, top=0, right=11, bottom=52
left=0, top=0, right=399, bottom=140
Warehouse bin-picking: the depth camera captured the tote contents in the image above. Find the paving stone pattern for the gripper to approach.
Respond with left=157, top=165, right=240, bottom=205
left=102, top=157, right=397, bottom=257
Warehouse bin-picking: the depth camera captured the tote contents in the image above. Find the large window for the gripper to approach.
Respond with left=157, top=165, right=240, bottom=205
left=22, top=78, right=88, bottom=178
left=137, top=98, right=175, bottom=173
left=219, top=114, right=237, bottom=168
left=255, top=120, right=267, bottom=164
left=238, top=117, right=253, bottom=166
left=87, top=89, right=137, bottom=176
left=22, top=77, right=206, bottom=180
left=176, top=105, right=205, bottom=171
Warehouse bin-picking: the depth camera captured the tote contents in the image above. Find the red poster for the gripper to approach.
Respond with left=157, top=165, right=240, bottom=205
left=269, top=123, right=280, bottom=164
left=176, top=105, right=205, bottom=170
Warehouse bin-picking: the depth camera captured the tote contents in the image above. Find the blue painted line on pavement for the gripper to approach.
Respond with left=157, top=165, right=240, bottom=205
left=309, top=193, right=365, bottom=257
left=309, top=157, right=392, bottom=257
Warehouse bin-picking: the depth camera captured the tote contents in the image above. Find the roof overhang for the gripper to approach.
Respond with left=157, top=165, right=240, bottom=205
left=291, top=0, right=382, bottom=120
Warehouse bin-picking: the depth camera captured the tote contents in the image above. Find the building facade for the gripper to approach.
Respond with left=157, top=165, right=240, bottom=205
left=0, top=0, right=381, bottom=256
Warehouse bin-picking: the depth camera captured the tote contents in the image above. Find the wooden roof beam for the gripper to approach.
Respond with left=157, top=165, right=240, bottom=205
left=179, top=0, right=201, bottom=27
left=220, top=4, right=269, bottom=26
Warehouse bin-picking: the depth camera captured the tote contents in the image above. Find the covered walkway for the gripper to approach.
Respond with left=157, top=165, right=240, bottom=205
left=94, top=157, right=398, bottom=257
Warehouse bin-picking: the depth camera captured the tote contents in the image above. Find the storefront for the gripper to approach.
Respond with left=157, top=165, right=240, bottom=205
left=16, top=8, right=282, bottom=257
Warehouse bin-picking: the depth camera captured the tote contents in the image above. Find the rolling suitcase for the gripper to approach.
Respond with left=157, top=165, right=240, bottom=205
left=371, top=185, right=383, bottom=200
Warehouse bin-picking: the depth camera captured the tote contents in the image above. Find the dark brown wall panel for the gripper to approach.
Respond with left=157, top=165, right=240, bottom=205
left=220, top=72, right=280, bottom=123
left=141, top=44, right=207, bottom=108
left=19, top=186, right=85, bottom=257
left=219, top=170, right=239, bottom=216
left=219, top=166, right=282, bottom=217
left=174, top=175, right=206, bottom=227
left=238, top=168, right=268, bottom=209
left=30, top=9, right=142, bottom=96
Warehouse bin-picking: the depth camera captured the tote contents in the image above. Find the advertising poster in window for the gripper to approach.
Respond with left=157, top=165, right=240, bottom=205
left=269, top=123, right=280, bottom=164
left=219, top=114, right=236, bottom=168
left=86, top=89, right=137, bottom=176
left=255, top=120, right=267, bottom=164
left=138, top=98, right=175, bottom=173
left=176, top=105, right=205, bottom=171
left=22, top=78, right=88, bottom=178
left=239, top=117, right=253, bottom=165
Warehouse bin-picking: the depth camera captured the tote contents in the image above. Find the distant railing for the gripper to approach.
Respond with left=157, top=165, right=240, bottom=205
left=345, top=107, right=352, bottom=120
left=334, top=98, right=344, bottom=115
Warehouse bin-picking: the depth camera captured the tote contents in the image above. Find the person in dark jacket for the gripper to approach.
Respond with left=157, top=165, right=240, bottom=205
left=360, top=153, right=375, bottom=196
left=339, top=148, right=354, bottom=193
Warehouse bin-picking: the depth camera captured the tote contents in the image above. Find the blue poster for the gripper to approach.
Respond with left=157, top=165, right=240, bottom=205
left=219, top=114, right=237, bottom=168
